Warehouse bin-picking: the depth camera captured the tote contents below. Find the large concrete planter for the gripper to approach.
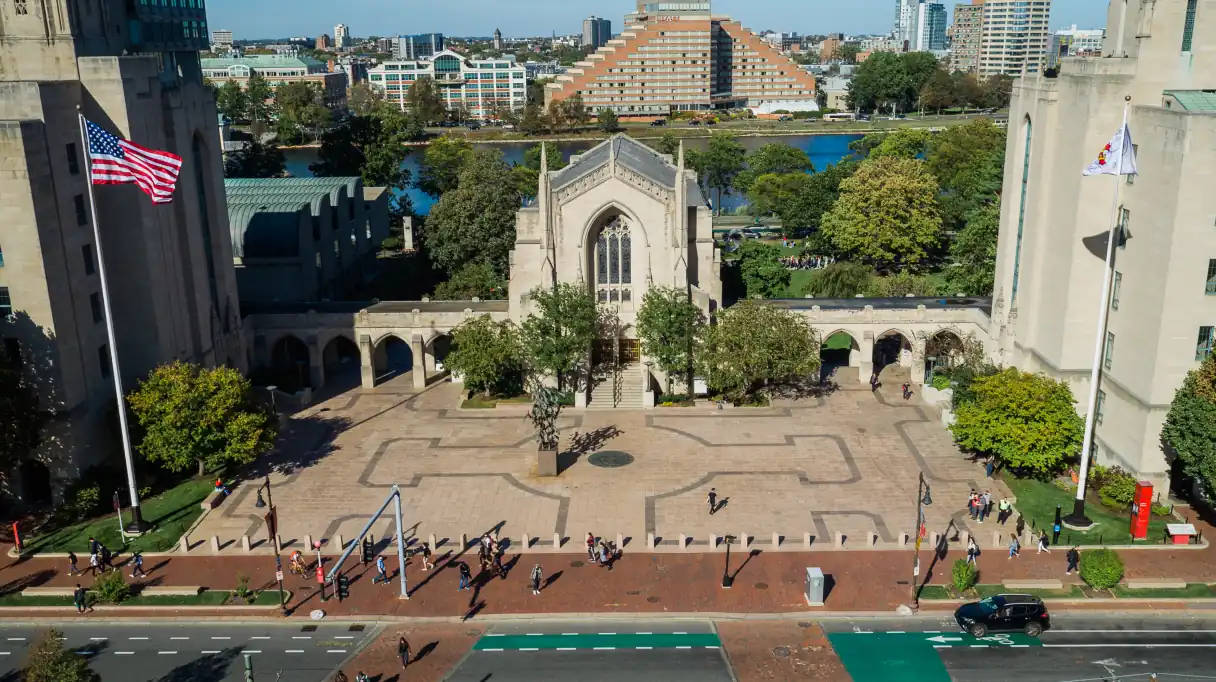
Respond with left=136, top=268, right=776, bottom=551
left=537, top=447, right=558, bottom=476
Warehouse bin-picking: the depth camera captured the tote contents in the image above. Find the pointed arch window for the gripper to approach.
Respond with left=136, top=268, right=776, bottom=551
left=595, top=216, right=632, bottom=303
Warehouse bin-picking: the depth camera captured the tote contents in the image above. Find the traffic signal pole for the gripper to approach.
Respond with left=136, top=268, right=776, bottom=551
left=326, top=484, right=410, bottom=599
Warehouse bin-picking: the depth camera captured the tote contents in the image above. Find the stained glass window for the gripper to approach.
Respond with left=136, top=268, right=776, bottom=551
left=595, top=216, right=632, bottom=303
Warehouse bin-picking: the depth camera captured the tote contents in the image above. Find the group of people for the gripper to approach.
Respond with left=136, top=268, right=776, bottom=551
left=966, top=489, right=1015, bottom=525
left=476, top=532, right=507, bottom=580
left=585, top=532, right=621, bottom=569
left=66, top=536, right=146, bottom=579
left=780, top=254, right=836, bottom=270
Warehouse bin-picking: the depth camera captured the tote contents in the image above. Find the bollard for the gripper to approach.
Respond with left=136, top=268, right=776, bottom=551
left=210, top=535, right=220, bottom=553
left=898, top=532, right=908, bottom=546
left=460, top=533, right=468, bottom=549
left=521, top=534, right=530, bottom=551
left=961, top=531, right=970, bottom=547
left=553, top=533, right=561, bottom=549
left=241, top=535, right=251, bottom=553
left=335, top=534, right=344, bottom=550
left=741, top=532, right=749, bottom=549
left=616, top=533, right=624, bottom=550
left=679, top=533, right=688, bottom=550
left=773, top=532, right=781, bottom=548
left=708, top=533, right=718, bottom=549
left=993, top=531, right=1002, bottom=549
left=305, top=534, right=313, bottom=551
left=868, top=531, right=878, bottom=547
left=429, top=533, right=438, bottom=549
left=804, top=532, right=813, bottom=549
left=180, top=535, right=190, bottom=553
left=647, top=532, right=656, bottom=550
left=835, top=532, right=844, bottom=548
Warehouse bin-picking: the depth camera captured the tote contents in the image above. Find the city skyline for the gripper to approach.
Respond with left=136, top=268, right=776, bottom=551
left=208, top=0, right=1110, bottom=42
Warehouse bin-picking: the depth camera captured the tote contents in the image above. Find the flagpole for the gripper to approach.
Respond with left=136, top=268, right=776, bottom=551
left=1065, top=95, right=1131, bottom=528
left=77, top=109, right=148, bottom=533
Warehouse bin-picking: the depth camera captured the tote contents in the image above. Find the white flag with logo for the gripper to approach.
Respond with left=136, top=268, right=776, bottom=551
left=1083, top=123, right=1138, bottom=176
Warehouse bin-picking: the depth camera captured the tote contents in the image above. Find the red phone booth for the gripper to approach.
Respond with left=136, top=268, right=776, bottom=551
left=1130, top=481, right=1153, bottom=540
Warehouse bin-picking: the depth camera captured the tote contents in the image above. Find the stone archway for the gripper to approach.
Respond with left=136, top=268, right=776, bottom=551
left=371, top=335, right=413, bottom=385
left=924, top=329, right=966, bottom=382
left=820, top=330, right=860, bottom=384
left=872, top=329, right=912, bottom=380
left=322, top=335, right=360, bottom=390
left=270, top=335, right=311, bottom=391
left=428, top=333, right=453, bottom=373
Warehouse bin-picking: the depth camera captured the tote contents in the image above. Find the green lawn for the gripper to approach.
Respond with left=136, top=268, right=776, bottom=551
left=917, top=585, right=953, bottom=600
left=0, top=589, right=286, bottom=608
left=1111, top=583, right=1216, bottom=599
left=22, top=476, right=215, bottom=555
left=461, top=393, right=531, bottom=409
left=1003, top=475, right=1171, bottom=546
left=975, top=584, right=1086, bottom=600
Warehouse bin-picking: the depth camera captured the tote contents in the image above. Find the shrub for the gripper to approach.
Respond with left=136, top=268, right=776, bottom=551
left=952, top=558, right=978, bottom=592
left=930, top=374, right=951, bottom=391
left=233, top=574, right=254, bottom=604
left=1097, top=467, right=1138, bottom=511
left=92, top=570, right=129, bottom=604
left=1151, top=502, right=1173, bottom=517
left=70, top=485, right=101, bottom=521
left=1079, top=548, right=1124, bottom=590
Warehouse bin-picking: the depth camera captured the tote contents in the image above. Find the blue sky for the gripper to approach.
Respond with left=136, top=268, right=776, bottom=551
left=209, top=0, right=1111, bottom=41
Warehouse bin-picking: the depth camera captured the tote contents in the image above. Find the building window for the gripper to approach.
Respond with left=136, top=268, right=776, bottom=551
left=1111, top=271, right=1122, bottom=310
left=1011, top=117, right=1032, bottom=305
left=1095, top=389, right=1106, bottom=425
left=1182, top=0, right=1198, bottom=52
left=90, top=292, right=104, bottom=323
left=1126, top=144, right=1137, bottom=184
left=1118, top=207, right=1130, bottom=248
left=1198, top=327, right=1216, bottom=361
left=14, top=0, right=27, bottom=14
left=66, top=143, right=80, bottom=175
left=74, top=195, right=88, bottom=226
left=98, top=344, right=111, bottom=378
left=0, top=241, right=4, bottom=268
left=1207, top=259, right=1216, bottom=296
left=595, top=216, right=632, bottom=303
left=0, top=287, right=10, bottom=318
left=1104, top=332, right=1115, bottom=370
left=82, top=244, right=95, bottom=275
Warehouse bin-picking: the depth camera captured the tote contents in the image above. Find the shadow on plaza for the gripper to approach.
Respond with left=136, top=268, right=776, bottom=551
left=559, top=425, right=623, bottom=473
left=156, top=646, right=245, bottom=682
left=249, top=412, right=351, bottom=479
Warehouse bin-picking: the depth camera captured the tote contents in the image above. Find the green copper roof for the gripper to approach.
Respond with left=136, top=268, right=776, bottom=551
left=201, top=55, right=325, bottom=70
left=225, top=177, right=363, bottom=259
left=1164, top=90, right=1216, bottom=112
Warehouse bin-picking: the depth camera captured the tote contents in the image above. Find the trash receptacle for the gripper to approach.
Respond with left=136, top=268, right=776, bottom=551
left=805, top=567, right=824, bottom=606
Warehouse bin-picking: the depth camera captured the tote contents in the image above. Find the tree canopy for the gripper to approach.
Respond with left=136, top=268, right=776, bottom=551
left=274, top=81, right=331, bottom=142
left=946, top=201, right=1001, bottom=296
left=222, top=141, right=285, bottom=179
left=23, top=629, right=95, bottom=682
left=774, top=160, right=857, bottom=236
left=736, top=240, right=790, bottom=298
left=424, top=149, right=521, bottom=277
left=950, top=368, right=1084, bottom=475
left=519, top=283, right=599, bottom=391
left=513, top=143, right=567, bottom=198
left=637, top=286, right=705, bottom=393
left=126, top=361, right=278, bottom=476
left=244, top=72, right=275, bottom=134
left=733, top=143, right=813, bottom=196
left=417, top=134, right=474, bottom=197
left=0, top=360, right=41, bottom=471
left=1162, top=352, right=1216, bottom=499
left=597, top=108, right=620, bottom=133
left=819, top=156, right=942, bottom=271
left=687, top=133, right=746, bottom=213
left=406, top=76, right=447, bottom=124
left=696, top=300, right=821, bottom=401
left=445, top=315, right=526, bottom=397
left=310, top=108, right=415, bottom=215
left=215, top=80, right=248, bottom=122
left=432, top=262, right=507, bottom=301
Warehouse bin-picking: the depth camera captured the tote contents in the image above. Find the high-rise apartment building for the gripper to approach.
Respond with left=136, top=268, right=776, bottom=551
left=368, top=51, right=527, bottom=120
left=950, top=0, right=985, bottom=72
left=316, top=33, right=332, bottom=50
left=895, top=0, right=919, bottom=50
left=916, top=2, right=948, bottom=51
left=212, top=29, right=234, bottom=48
left=991, top=0, right=1215, bottom=491
left=334, top=23, right=350, bottom=49
left=0, top=0, right=245, bottom=502
left=583, top=16, right=612, bottom=50
left=393, top=33, right=445, bottom=60
left=977, top=0, right=1051, bottom=76
left=547, top=1, right=817, bottom=117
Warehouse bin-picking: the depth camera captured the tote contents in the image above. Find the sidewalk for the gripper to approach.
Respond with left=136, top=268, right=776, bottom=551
left=0, top=516, right=1213, bottom=620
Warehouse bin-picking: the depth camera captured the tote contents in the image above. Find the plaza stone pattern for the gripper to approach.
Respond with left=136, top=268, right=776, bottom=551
left=190, top=379, right=1008, bottom=554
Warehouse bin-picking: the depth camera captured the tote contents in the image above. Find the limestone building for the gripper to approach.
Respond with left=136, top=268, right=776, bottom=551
left=0, top=0, right=245, bottom=503
left=991, top=0, right=1215, bottom=490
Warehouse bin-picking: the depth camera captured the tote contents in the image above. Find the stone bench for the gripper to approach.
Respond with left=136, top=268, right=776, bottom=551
left=21, top=586, right=76, bottom=597
left=200, top=490, right=227, bottom=510
left=21, top=585, right=206, bottom=598
left=1124, top=580, right=1188, bottom=590
left=1002, top=579, right=1064, bottom=590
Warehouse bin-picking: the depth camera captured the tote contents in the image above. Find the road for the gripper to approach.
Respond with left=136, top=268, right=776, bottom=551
left=447, top=618, right=732, bottom=682
left=823, top=614, right=1216, bottom=682
left=0, top=621, right=380, bottom=682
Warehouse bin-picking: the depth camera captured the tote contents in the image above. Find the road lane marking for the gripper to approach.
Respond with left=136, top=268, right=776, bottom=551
left=158, top=651, right=177, bottom=655
left=593, top=647, right=615, bottom=650
left=327, top=650, right=348, bottom=654
left=561, top=633, right=579, bottom=636
left=128, top=637, right=148, bottom=640
left=673, top=631, right=687, bottom=635
left=482, top=648, right=504, bottom=652
left=285, top=649, right=304, bottom=654
left=210, top=636, right=231, bottom=640
left=335, top=636, right=354, bottom=640
left=89, top=637, right=107, bottom=641
left=520, top=648, right=539, bottom=651
left=170, top=637, right=190, bottom=640
left=705, top=646, right=719, bottom=649
left=933, top=645, right=949, bottom=649
left=636, top=646, right=652, bottom=650
left=1044, top=644, right=1216, bottom=648
left=246, top=650, right=262, bottom=654
left=524, top=633, right=543, bottom=636
left=886, top=631, right=906, bottom=634
left=291, top=636, right=312, bottom=639
left=969, top=645, right=987, bottom=648
left=556, top=647, right=576, bottom=651
left=250, top=636, right=270, bottom=640
left=598, top=632, right=616, bottom=635
left=6, top=637, right=25, bottom=641
left=636, top=631, right=652, bottom=635
left=486, top=633, right=505, bottom=637
left=202, top=650, right=220, bottom=654
left=676, top=646, right=691, bottom=649
left=1051, top=629, right=1216, bottom=634
left=114, top=651, right=134, bottom=655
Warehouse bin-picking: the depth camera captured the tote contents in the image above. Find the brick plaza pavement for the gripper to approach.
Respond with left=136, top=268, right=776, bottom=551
left=191, top=376, right=1009, bottom=556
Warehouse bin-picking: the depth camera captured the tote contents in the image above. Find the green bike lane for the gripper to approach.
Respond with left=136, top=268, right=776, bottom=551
left=473, top=630, right=722, bottom=651
left=828, top=630, right=1043, bottom=682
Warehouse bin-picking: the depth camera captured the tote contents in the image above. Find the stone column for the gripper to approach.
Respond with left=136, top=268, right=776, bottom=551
left=858, top=331, right=875, bottom=382
left=911, top=336, right=927, bottom=385
left=411, top=333, right=427, bottom=389
left=307, top=334, right=324, bottom=389
left=359, top=334, right=376, bottom=389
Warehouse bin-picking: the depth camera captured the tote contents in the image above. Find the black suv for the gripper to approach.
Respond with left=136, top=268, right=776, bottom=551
left=954, top=594, right=1050, bottom=637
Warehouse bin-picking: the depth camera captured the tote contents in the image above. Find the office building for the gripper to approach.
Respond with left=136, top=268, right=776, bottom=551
left=334, top=24, right=350, bottom=49
left=368, top=50, right=527, bottom=120
left=583, top=15, right=612, bottom=50
left=991, top=0, right=1215, bottom=489
left=393, top=33, right=445, bottom=60
left=201, top=55, right=348, bottom=110
left=375, top=37, right=395, bottom=54
left=977, top=0, right=1051, bottom=76
left=316, top=33, right=332, bottom=50
left=547, top=1, right=817, bottom=117
left=212, top=29, right=234, bottom=48
left=819, top=34, right=845, bottom=61
left=0, top=0, right=245, bottom=502
left=950, top=0, right=985, bottom=73
left=916, top=2, right=947, bottom=51
left=1048, top=25, right=1106, bottom=68
left=895, top=0, right=919, bottom=50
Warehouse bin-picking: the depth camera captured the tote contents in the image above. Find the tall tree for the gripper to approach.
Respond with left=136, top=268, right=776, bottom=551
left=696, top=300, right=821, bottom=402
left=417, top=134, right=474, bottom=197
left=274, top=81, right=331, bottom=142
left=804, top=261, right=875, bottom=298
left=424, top=149, right=521, bottom=276
left=347, top=82, right=382, bottom=116
left=980, top=74, right=1015, bottom=109
left=433, top=262, right=507, bottom=300
left=311, top=109, right=414, bottom=215
left=775, top=160, right=857, bottom=236
left=846, top=51, right=909, bottom=113
left=518, top=102, right=548, bottom=136
left=405, top=76, right=447, bottom=124
left=22, top=629, right=95, bottom=682
left=820, top=156, right=942, bottom=271
left=653, top=132, right=680, bottom=158
left=747, top=172, right=810, bottom=218
left=222, top=141, right=286, bottom=178
left=867, top=128, right=932, bottom=159
left=127, top=361, right=278, bottom=476
left=901, top=52, right=940, bottom=105
left=946, top=200, right=1001, bottom=296
left=215, top=79, right=249, bottom=121
left=736, top=240, right=790, bottom=298
left=927, top=118, right=1006, bottom=228
left=519, top=283, right=599, bottom=391
left=1162, top=352, right=1216, bottom=499
left=733, top=143, right=813, bottom=196
left=445, top=315, right=526, bottom=397
left=692, top=133, right=746, bottom=213
left=637, top=287, right=705, bottom=394
left=244, top=72, right=275, bottom=134
left=836, top=43, right=861, bottom=65
left=596, top=108, right=620, bottom=133
left=560, top=93, right=590, bottom=131
left=950, top=369, right=1084, bottom=475
left=512, top=143, right=567, bottom=198
left=919, top=68, right=957, bottom=113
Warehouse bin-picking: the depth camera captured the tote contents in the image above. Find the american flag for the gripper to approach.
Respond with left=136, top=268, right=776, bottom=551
left=84, top=118, right=182, bottom=204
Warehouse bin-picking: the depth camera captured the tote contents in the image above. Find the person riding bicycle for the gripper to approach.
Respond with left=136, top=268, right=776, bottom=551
left=289, top=550, right=305, bottom=574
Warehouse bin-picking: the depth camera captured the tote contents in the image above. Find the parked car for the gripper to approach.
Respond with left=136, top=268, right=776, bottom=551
left=650, top=118, right=668, bottom=127
left=689, top=119, right=702, bottom=126
left=954, top=594, right=1050, bottom=638
left=466, top=122, right=481, bottom=130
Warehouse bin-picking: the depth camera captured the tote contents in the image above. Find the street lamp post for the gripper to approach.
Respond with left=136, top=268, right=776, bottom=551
left=256, top=474, right=286, bottom=614
left=721, top=535, right=736, bottom=588
left=911, top=472, right=932, bottom=611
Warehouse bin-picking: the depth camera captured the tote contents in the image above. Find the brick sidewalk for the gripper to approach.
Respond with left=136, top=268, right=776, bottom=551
left=1, top=517, right=1214, bottom=621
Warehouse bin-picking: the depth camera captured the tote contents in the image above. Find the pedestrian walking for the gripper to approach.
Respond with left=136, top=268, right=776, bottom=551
left=966, top=537, right=979, bottom=566
left=586, top=532, right=597, bottom=562
left=1037, top=531, right=1051, bottom=554
left=73, top=584, right=87, bottom=614
left=333, top=672, right=348, bottom=682
left=67, top=551, right=80, bottom=576
left=598, top=542, right=611, bottom=570
left=458, top=561, right=471, bottom=591
left=979, top=490, right=992, bottom=523
left=398, top=635, right=411, bottom=670
left=1008, top=535, right=1020, bottom=559
left=355, top=672, right=370, bottom=682
left=492, top=550, right=505, bottom=580
left=707, top=487, right=718, bottom=515
left=88, top=551, right=99, bottom=577
left=530, top=563, right=543, bottom=595
left=985, top=456, right=996, bottom=479
left=420, top=543, right=434, bottom=571
left=88, top=536, right=99, bottom=557
left=100, top=545, right=112, bottom=572
left=129, top=551, right=147, bottom=578
left=372, top=554, right=388, bottom=584
left=967, top=490, right=978, bottom=520
left=1065, top=546, right=1080, bottom=575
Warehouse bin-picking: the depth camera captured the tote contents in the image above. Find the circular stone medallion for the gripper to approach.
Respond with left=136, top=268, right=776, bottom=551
left=587, top=450, right=635, bottom=468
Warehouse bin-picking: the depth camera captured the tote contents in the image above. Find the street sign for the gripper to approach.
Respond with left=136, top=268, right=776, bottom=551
left=913, top=558, right=920, bottom=576
left=275, top=571, right=283, bottom=582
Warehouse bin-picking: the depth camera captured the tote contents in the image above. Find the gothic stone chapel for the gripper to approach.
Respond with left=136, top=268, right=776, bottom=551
left=508, top=134, right=722, bottom=406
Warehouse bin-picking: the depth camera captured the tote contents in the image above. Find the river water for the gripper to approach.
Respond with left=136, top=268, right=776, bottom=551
left=281, top=133, right=862, bottom=215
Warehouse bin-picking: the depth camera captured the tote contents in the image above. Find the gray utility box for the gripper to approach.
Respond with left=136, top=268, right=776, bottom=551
left=805, top=567, right=825, bottom=606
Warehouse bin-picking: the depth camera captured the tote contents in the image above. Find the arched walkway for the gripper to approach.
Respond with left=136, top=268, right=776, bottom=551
left=429, top=334, right=453, bottom=373
left=924, top=330, right=966, bottom=382
left=820, top=331, right=860, bottom=384
left=872, top=330, right=912, bottom=380
left=322, top=335, right=360, bottom=391
left=270, top=335, right=312, bottom=391
left=372, top=335, right=413, bottom=385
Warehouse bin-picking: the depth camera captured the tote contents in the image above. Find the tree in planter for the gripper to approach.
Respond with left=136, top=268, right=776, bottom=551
left=952, top=558, right=978, bottom=593
left=445, top=315, right=526, bottom=398
left=696, top=300, right=821, bottom=402
left=22, top=629, right=96, bottom=682
left=949, top=369, right=1084, bottom=476
left=636, top=287, right=705, bottom=395
left=92, top=569, right=129, bottom=604
left=1162, top=351, right=1216, bottom=499
left=127, top=361, right=278, bottom=476
left=520, top=283, right=599, bottom=391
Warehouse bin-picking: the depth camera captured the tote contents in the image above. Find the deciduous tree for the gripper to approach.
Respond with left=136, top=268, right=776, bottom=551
left=445, top=315, right=526, bottom=397
left=1162, top=352, right=1216, bottom=499
left=519, top=283, right=599, bottom=391
left=244, top=72, right=275, bottom=134
left=222, top=141, right=285, bottom=178
left=0, top=360, right=41, bottom=471
left=733, top=143, right=813, bottom=196
left=637, top=286, right=705, bottom=394
left=803, top=261, right=875, bottom=298
left=23, top=629, right=95, bottom=682
left=696, top=300, right=821, bottom=402
left=946, top=201, right=1000, bottom=296
left=950, top=369, right=1084, bottom=475
left=689, top=133, right=746, bottom=213
left=775, top=160, right=857, bottom=235
left=215, top=79, right=248, bottom=122
left=424, top=150, right=521, bottom=277
left=347, top=82, right=382, bottom=116
left=432, top=262, right=507, bottom=300
left=310, top=109, right=414, bottom=215
left=919, top=68, right=957, bottom=114
left=417, top=134, right=474, bottom=197
left=512, top=143, right=567, bottom=198
left=127, top=362, right=278, bottom=476
left=736, top=240, right=790, bottom=298
left=597, top=108, right=620, bottom=133
left=405, top=76, right=447, bottom=124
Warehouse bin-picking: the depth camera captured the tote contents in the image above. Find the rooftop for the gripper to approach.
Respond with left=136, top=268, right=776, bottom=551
left=201, top=55, right=326, bottom=71
left=225, top=177, right=365, bottom=259
left=550, top=134, right=707, bottom=207
left=1163, top=90, right=1216, bottom=112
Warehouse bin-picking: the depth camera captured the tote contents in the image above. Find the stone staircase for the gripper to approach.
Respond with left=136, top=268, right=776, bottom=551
left=589, top=362, right=644, bottom=408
